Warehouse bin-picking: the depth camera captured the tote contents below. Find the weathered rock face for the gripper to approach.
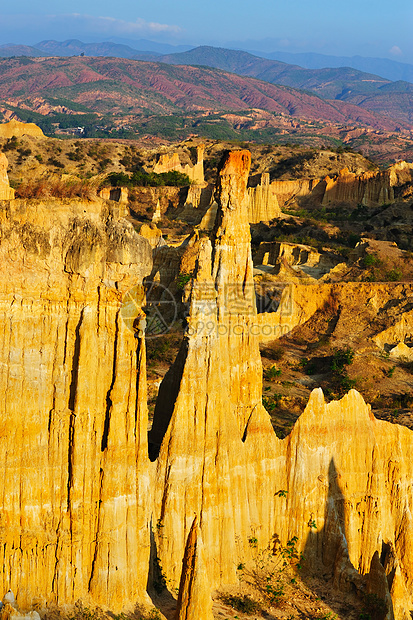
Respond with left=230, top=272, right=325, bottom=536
left=4, top=150, right=413, bottom=619
left=0, top=198, right=152, bottom=610
left=280, top=389, right=413, bottom=619
left=0, top=153, right=15, bottom=200
left=0, top=120, right=44, bottom=138
left=270, top=177, right=323, bottom=208
left=98, top=186, right=128, bottom=205
left=138, top=222, right=164, bottom=249
left=151, top=151, right=278, bottom=589
left=247, top=172, right=281, bottom=222
left=321, top=166, right=395, bottom=207
left=153, top=145, right=205, bottom=185
left=389, top=342, right=413, bottom=361
left=179, top=183, right=214, bottom=224
left=146, top=156, right=413, bottom=618
left=152, top=199, right=161, bottom=223
left=253, top=240, right=342, bottom=281
left=175, top=518, right=214, bottom=620
left=129, top=186, right=185, bottom=220
left=267, top=161, right=413, bottom=209
left=258, top=281, right=413, bottom=344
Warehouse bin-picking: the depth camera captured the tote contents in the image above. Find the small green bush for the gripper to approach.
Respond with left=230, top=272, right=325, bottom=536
left=238, top=534, right=303, bottom=608
left=2, top=136, right=18, bottom=151
left=176, top=273, right=192, bottom=290
left=385, top=268, right=402, bottom=282
left=331, top=347, right=354, bottom=371
left=361, top=254, right=381, bottom=268
left=263, top=365, right=282, bottom=380
left=262, top=393, right=282, bottom=413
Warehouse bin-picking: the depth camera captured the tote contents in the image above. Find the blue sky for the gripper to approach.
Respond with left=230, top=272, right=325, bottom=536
left=1, top=0, right=412, bottom=62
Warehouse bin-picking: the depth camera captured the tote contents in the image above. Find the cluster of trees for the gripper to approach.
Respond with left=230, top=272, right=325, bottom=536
left=104, top=170, right=191, bottom=188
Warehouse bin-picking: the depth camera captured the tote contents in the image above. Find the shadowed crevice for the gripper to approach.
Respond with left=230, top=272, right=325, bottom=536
left=101, top=316, right=119, bottom=451
left=148, top=338, right=189, bottom=461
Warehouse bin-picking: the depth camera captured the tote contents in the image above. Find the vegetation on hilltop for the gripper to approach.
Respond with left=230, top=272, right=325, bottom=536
left=104, top=170, right=190, bottom=188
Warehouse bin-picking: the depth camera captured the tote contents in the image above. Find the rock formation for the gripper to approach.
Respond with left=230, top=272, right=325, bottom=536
left=389, top=342, right=413, bottom=361
left=321, top=167, right=395, bottom=207
left=150, top=151, right=277, bottom=590
left=197, top=200, right=218, bottom=230
left=153, top=145, right=205, bottom=185
left=264, top=161, right=413, bottom=210
left=2, top=150, right=413, bottom=619
left=198, top=174, right=280, bottom=228
left=247, top=173, right=281, bottom=222
left=175, top=518, right=214, bottom=620
left=281, top=389, right=413, bottom=619
left=179, top=183, right=214, bottom=223
left=0, top=120, right=44, bottom=138
left=148, top=188, right=413, bottom=617
left=0, top=197, right=152, bottom=610
left=258, top=281, right=413, bottom=344
left=152, top=199, right=161, bottom=223
left=128, top=186, right=184, bottom=220
left=270, top=177, right=323, bottom=208
left=1, top=603, right=41, bottom=620
left=98, top=186, right=128, bottom=205
left=0, top=153, right=15, bottom=200
left=138, top=223, right=164, bottom=249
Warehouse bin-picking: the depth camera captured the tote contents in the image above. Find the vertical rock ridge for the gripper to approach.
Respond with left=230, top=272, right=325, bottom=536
left=152, top=151, right=279, bottom=590
left=175, top=517, right=214, bottom=620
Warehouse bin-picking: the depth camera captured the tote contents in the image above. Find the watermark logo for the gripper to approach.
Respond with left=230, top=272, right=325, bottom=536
left=121, top=280, right=294, bottom=339
left=121, top=281, right=178, bottom=339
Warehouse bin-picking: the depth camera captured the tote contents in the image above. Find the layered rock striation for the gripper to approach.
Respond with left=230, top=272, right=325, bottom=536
left=247, top=172, right=281, bottom=222
left=150, top=151, right=279, bottom=590
left=149, top=155, right=413, bottom=618
left=2, top=150, right=413, bottom=619
left=267, top=161, right=413, bottom=210
left=0, top=197, right=152, bottom=610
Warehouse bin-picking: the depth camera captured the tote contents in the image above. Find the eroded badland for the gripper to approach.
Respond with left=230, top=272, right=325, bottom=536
left=2, top=120, right=413, bottom=620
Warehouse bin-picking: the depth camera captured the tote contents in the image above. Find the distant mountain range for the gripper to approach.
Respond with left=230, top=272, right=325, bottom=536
left=1, top=38, right=413, bottom=84
left=254, top=51, right=413, bottom=84
left=160, top=46, right=397, bottom=97
left=0, top=55, right=407, bottom=133
left=158, top=46, right=413, bottom=125
left=0, top=39, right=160, bottom=61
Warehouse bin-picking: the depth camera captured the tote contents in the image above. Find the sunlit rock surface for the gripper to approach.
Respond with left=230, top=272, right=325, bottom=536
left=0, top=197, right=152, bottom=610
left=0, top=153, right=413, bottom=619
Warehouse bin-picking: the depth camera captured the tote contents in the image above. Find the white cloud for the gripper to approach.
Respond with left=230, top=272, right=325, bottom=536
left=68, top=14, right=182, bottom=36
left=389, top=45, right=403, bottom=56
left=0, top=13, right=182, bottom=41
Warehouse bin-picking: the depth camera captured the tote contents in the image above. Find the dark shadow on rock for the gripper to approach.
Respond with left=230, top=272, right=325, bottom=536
left=148, top=337, right=188, bottom=461
left=147, top=521, right=177, bottom=620
left=300, top=458, right=394, bottom=619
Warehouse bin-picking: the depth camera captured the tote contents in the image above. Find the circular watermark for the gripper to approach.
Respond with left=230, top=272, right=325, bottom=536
left=121, top=281, right=178, bottom=339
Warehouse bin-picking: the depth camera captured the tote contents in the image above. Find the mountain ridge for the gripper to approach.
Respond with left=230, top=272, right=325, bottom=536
left=2, top=38, right=413, bottom=83
left=2, top=41, right=413, bottom=125
left=0, top=55, right=407, bottom=132
left=158, top=46, right=413, bottom=121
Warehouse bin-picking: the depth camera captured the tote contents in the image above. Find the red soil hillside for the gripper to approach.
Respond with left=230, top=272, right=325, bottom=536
left=0, top=56, right=409, bottom=132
